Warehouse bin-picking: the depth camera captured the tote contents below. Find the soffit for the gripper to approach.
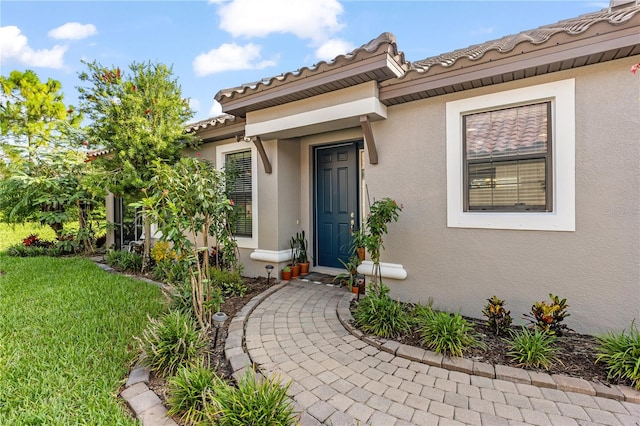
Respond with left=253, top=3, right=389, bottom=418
left=215, top=33, right=408, bottom=118
left=379, top=5, right=640, bottom=105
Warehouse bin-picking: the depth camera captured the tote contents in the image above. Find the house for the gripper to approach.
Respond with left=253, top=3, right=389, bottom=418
left=111, top=1, right=640, bottom=334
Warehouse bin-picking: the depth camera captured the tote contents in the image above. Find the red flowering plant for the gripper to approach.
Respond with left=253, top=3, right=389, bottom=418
left=22, top=234, right=54, bottom=248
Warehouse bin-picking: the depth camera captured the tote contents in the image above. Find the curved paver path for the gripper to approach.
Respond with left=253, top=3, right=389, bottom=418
left=245, top=281, right=640, bottom=426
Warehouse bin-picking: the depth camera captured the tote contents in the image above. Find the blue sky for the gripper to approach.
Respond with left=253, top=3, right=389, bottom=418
left=1, top=0, right=608, bottom=122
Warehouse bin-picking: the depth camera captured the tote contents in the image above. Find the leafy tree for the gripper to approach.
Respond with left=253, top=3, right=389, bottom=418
left=78, top=61, right=197, bottom=268
left=138, top=157, right=238, bottom=329
left=0, top=70, right=97, bottom=248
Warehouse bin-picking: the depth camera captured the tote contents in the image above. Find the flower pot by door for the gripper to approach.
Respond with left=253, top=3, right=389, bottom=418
left=299, top=262, right=310, bottom=275
left=291, top=264, right=301, bottom=278
left=281, top=269, right=292, bottom=280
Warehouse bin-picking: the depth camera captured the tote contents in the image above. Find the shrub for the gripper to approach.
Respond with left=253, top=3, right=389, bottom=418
left=153, top=259, right=190, bottom=285
left=596, top=321, right=640, bottom=389
left=417, top=311, right=482, bottom=357
left=482, top=295, right=513, bottom=336
left=167, top=360, right=217, bottom=425
left=136, top=310, right=208, bottom=377
left=151, top=241, right=178, bottom=262
left=212, top=268, right=246, bottom=297
left=409, top=301, right=435, bottom=326
left=105, top=249, right=143, bottom=272
left=507, top=327, right=559, bottom=370
left=524, top=293, right=571, bottom=336
left=7, top=243, right=60, bottom=257
left=209, top=370, right=297, bottom=426
left=353, top=283, right=410, bottom=338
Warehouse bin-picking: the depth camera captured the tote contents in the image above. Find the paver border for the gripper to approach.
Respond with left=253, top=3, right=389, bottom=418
left=335, top=291, right=640, bottom=404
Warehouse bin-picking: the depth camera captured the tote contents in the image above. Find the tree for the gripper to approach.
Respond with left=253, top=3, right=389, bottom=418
left=0, top=70, right=95, bottom=245
left=78, top=61, right=197, bottom=268
left=138, top=157, right=238, bottom=329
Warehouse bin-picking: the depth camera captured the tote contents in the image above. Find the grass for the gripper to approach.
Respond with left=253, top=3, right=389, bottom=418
left=0, top=224, right=166, bottom=424
left=0, top=222, right=56, bottom=252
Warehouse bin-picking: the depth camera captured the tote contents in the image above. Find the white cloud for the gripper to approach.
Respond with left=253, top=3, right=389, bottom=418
left=0, top=26, right=67, bottom=69
left=217, top=0, right=344, bottom=42
left=209, top=100, right=222, bottom=117
left=315, top=38, right=354, bottom=61
left=48, top=22, right=97, bottom=40
left=193, top=42, right=277, bottom=76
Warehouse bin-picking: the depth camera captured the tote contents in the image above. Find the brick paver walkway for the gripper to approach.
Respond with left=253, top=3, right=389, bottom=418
left=245, top=281, right=640, bottom=426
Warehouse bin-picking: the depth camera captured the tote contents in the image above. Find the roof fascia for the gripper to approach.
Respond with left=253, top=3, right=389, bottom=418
left=220, top=50, right=403, bottom=116
left=380, top=26, right=640, bottom=103
left=195, top=121, right=246, bottom=143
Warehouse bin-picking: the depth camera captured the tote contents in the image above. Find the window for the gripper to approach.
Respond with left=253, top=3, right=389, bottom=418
left=225, top=150, right=252, bottom=237
left=446, top=79, right=575, bottom=231
left=463, top=102, right=551, bottom=212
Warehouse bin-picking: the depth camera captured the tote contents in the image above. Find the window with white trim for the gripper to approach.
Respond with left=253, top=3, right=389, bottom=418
left=217, top=142, right=258, bottom=248
left=446, top=79, right=575, bottom=231
left=464, top=102, right=552, bottom=212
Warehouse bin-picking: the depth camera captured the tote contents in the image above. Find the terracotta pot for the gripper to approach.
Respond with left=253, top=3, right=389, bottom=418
left=291, top=264, right=301, bottom=278
left=281, top=269, right=292, bottom=280
left=351, top=285, right=360, bottom=294
left=356, top=247, right=365, bottom=261
left=299, top=262, right=310, bottom=275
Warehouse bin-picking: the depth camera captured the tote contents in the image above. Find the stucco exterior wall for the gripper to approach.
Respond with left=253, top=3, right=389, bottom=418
left=364, top=57, right=639, bottom=334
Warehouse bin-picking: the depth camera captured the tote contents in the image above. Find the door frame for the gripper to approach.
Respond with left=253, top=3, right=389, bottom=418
left=312, top=140, right=364, bottom=268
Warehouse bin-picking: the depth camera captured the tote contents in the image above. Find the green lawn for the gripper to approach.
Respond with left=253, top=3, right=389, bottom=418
left=0, top=225, right=166, bottom=424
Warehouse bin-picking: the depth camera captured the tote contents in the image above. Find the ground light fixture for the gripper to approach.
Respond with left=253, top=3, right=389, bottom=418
left=213, top=312, right=228, bottom=348
left=356, top=274, right=365, bottom=301
left=265, top=264, right=274, bottom=285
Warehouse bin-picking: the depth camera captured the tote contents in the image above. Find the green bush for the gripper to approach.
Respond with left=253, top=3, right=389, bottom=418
left=507, top=327, right=559, bottom=370
left=136, top=310, right=208, bottom=377
left=105, top=249, right=143, bottom=272
left=167, top=360, right=217, bottom=425
left=212, top=268, right=246, bottom=297
left=596, top=322, right=640, bottom=389
left=353, top=283, right=410, bottom=338
left=524, top=293, right=571, bottom=336
left=416, top=310, right=482, bottom=357
left=482, top=295, right=513, bottom=336
left=209, top=370, right=297, bottom=426
left=6, top=244, right=60, bottom=257
left=153, top=259, right=190, bottom=284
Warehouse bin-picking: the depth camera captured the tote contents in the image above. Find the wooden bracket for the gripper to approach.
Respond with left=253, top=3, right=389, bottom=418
left=360, top=115, right=379, bottom=165
left=252, top=136, right=272, bottom=174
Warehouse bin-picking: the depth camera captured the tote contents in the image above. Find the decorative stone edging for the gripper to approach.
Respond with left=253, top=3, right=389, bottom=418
left=335, top=291, right=640, bottom=404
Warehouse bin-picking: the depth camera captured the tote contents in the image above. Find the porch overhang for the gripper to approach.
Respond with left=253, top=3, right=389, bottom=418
left=245, top=96, right=387, bottom=140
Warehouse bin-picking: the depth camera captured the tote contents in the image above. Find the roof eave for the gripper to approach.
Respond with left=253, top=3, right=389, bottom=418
left=379, top=24, right=640, bottom=105
left=218, top=49, right=406, bottom=118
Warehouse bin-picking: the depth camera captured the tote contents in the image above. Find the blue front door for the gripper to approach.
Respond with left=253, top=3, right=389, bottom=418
left=315, top=143, right=359, bottom=268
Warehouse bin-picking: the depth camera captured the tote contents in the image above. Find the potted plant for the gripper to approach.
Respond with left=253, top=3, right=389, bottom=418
left=333, top=255, right=361, bottom=293
left=296, top=230, right=310, bottom=275
left=352, top=228, right=366, bottom=261
left=289, top=236, right=300, bottom=278
left=281, top=266, right=292, bottom=281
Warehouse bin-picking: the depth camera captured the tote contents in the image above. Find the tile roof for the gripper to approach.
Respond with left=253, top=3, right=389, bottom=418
left=214, top=32, right=407, bottom=103
left=409, top=5, right=640, bottom=74
left=184, top=113, right=239, bottom=132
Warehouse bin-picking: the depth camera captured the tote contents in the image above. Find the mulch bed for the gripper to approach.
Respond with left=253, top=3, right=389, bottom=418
left=349, top=297, right=631, bottom=389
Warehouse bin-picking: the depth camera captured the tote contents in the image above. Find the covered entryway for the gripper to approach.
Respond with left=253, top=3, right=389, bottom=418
left=314, top=142, right=360, bottom=268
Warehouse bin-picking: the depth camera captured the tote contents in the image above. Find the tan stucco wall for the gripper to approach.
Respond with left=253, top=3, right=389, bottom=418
left=364, top=57, right=640, bottom=334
